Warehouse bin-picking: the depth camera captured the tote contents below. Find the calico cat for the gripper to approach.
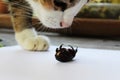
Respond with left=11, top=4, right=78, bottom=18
left=3, top=0, right=89, bottom=51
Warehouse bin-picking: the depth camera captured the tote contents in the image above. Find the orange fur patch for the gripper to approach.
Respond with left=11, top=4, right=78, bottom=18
left=36, top=0, right=54, bottom=9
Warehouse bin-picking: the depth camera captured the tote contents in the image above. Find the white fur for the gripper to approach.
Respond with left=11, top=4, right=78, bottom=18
left=15, top=28, right=49, bottom=51
left=25, top=0, right=88, bottom=28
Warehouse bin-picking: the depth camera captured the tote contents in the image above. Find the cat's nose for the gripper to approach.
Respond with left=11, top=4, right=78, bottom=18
left=60, top=21, right=70, bottom=28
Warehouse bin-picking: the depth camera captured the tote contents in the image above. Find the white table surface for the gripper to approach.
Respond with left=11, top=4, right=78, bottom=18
left=0, top=46, right=120, bottom=80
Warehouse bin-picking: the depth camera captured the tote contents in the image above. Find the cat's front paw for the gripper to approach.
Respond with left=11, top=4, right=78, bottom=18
left=22, top=36, right=50, bottom=51
left=15, top=29, right=50, bottom=51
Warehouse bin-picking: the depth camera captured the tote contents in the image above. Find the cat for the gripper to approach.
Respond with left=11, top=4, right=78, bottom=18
left=3, top=0, right=89, bottom=51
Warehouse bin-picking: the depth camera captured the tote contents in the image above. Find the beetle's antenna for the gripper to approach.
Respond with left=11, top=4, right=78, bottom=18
left=56, top=48, right=59, bottom=52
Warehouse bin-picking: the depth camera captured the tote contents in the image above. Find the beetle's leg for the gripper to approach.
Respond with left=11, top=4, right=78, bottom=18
left=56, top=48, right=59, bottom=52
left=60, top=44, right=63, bottom=49
left=75, top=47, right=78, bottom=53
left=68, top=45, right=74, bottom=51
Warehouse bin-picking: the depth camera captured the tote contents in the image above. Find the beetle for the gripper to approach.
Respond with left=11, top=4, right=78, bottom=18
left=55, top=44, right=78, bottom=62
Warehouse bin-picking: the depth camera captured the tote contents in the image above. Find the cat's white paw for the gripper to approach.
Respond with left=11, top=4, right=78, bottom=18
left=15, top=29, right=50, bottom=51
left=21, top=35, right=49, bottom=51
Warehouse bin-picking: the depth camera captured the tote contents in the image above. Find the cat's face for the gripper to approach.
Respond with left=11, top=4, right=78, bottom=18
left=26, top=0, right=88, bottom=28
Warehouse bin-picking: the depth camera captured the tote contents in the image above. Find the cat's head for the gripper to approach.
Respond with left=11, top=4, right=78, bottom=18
left=26, top=0, right=88, bottom=28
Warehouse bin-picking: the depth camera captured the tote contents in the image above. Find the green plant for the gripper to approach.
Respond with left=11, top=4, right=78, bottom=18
left=0, top=43, right=3, bottom=47
left=0, top=39, right=3, bottom=47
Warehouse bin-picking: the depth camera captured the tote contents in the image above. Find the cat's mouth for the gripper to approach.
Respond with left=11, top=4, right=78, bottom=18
left=39, top=14, right=73, bottom=29
left=42, top=22, right=71, bottom=29
left=41, top=20, right=72, bottom=29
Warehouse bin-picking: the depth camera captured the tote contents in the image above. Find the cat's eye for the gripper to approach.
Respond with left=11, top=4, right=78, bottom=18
left=54, top=0, right=67, bottom=11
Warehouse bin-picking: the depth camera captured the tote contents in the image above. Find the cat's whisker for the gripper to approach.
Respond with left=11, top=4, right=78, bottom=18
left=17, top=12, right=32, bottom=15
left=65, top=28, right=68, bottom=33
left=0, top=2, right=32, bottom=12
left=45, top=28, right=49, bottom=32
left=42, top=27, right=47, bottom=32
left=62, top=28, right=66, bottom=34
left=10, top=2, right=30, bottom=8
left=52, top=28, right=56, bottom=32
left=42, top=26, right=49, bottom=32
left=69, top=26, right=73, bottom=34
left=12, top=12, right=33, bottom=16
left=10, top=2, right=32, bottom=11
left=65, top=27, right=69, bottom=34
left=33, top=23, right=42, bottom=27
left=38, top=26, right=43, bottom=31
left=35, top=24, right=44, bottom=31
left=0, top=2, right=33, bottom=15
left=0, top=2, right=9, bottom=4
left=66, top=28, right=69, bottom=34
left=38, top=26, right=44, bottom=31
left=32, top=22, right=42, bottom=26
left=34, top=24, right=40, bottom=31
left=12, top=13, right=32, bottom=17
left=11, top=14, right=33, bottom=18
left=65, top=28, right=68, bottom=34
left=43, top=27, right=48, bottom=31
left=63, top=27, right=70, bottom=34
left=32, top=22, right=43, bottom=31
left=47, top=28, right=52, bottom=32
left=16, top=7, right=32, bottom=13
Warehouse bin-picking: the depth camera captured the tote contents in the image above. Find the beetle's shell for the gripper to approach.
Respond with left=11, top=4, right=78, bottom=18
left=55, top=48, right=76, bottom=62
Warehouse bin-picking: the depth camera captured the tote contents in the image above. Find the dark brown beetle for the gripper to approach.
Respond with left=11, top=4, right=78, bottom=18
left=55, top=44, right=78, bottom=62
